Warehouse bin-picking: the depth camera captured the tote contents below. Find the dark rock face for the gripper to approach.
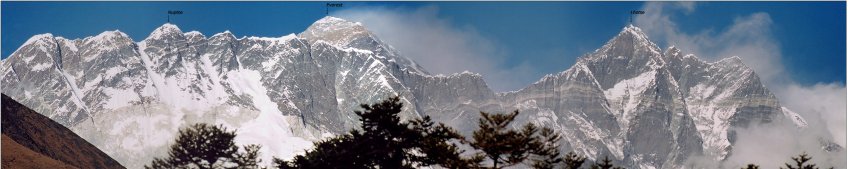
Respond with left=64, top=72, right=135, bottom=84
left=1, top=94, right=125, bottom=169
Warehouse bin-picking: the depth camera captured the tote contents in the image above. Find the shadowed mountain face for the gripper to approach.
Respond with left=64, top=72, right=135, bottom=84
left=0, top=17, right=814, bottom=169
left=1, top=94, right=125, bottom=169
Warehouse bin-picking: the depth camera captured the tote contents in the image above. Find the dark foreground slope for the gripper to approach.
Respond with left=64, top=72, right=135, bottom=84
left=1, top=94, right=125, bottom=169
left=2, top=135, right=78, bottom=169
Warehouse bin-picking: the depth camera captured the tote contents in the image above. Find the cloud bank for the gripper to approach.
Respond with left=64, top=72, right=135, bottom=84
left=333, top=6, right=538, bottom=92
left=686, top=121, right=846, bottom=169
left=637, top=2, right=846, bottom=168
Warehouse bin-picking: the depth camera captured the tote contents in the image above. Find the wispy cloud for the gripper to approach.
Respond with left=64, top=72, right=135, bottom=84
left=333, top=6, right=539, bottom=92
left=637, top=3, right=783, bottom=82
left=637, top=2, right=845, bottom=167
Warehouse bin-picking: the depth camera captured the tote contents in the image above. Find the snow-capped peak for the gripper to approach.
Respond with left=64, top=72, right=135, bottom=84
left=614, top=24, right=653, bottom=46
left=12, top=33, right=55, bottom=56
left=247, top=33, right=298, bottom=44
left=623, top=24, right=646, bottom=35
left=314, top=16, right=350, bottom=25
left=79, top=30, right=134, bottom=54
left=662, top=46, right=695, bottom=60
left=158, top=23, right=182, bottom=32
left=22, top=33, right=55, bottom=46
left=184, top=31, right=205, bottom=38
left=305, top=16, right=364, bottom=33
left=299, top=16, right=371, bottom=46
left=665, top=46, right=681, bottom=56
left=2, top=16, right=822, bottom=169
left=715, top=56, right=746, bottom=67
left=86, top=30, right=132, bottom=44
left=298, top=16, right=430, bottom=75
left=146, top=23, right=184, bottom=40
left=582, top=24, right=663, bottom=65
left=432, top=70, right=483, bottom=78
left=211, top=30, right=237, bottom=40
left=593, top=24, right=659, bottom=55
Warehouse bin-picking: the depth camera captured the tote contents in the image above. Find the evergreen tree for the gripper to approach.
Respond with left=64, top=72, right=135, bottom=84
left=409, top=116, right=481, bottom=168
left=470, top=110, right=564, bottom=169
left=742, top=164, right=760, bottom=169
left=781, top=153, right=833, bottom=169
left=275, top=96, right=473, bottom=169
left=353, top=96, right=413, bottom=168
left=563, top=152, right=587, bottom=169
left=470, top=110, right=523, bottom=168
left=274, top=134, right=364, bottom=169
left=237, top=145, right=262, bottom=168
left=277, top=98, right=629, bottom=169
left=590, top=156, right=623, bottom=169
left=145, top=123, right=262, bottom=169
left=530, top=128, right=564, bottom=169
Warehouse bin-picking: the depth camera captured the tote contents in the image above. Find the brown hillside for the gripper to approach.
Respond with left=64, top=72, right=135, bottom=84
left=1, top=94, right=125, bottom=169
left=2, top=134, right=78, bottom=169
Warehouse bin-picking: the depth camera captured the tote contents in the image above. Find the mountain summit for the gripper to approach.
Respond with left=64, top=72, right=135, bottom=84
left=301, top=16, right=371, bottom=46
left=606, top=24, right=657, bottom=51
left=300, top=16, right=429, bottom=74
left=1, top=19, right=813, bottom=168
left=146, top=23, right=183, bottom=40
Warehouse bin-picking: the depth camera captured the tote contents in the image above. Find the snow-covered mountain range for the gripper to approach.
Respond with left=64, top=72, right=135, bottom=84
left=1, top=16, right=812, bottom=168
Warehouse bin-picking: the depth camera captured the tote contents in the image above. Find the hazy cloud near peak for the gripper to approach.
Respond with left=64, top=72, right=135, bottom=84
left=334, top=6, right=539, bottom=92
left=686, top=121, right=847, bottom=169
left=637, top=2, right=845, bottom=167
left=637, top=3, right=783, bottom=83
left=774, top=83, right=847, bottom=147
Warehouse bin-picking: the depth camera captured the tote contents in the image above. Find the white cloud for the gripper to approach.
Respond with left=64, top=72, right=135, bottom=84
left=774, top=83, right=847, bottom=147
left=333, top=6, right=539, bottom=92
left=637, top=2, right=846, bottom=168
left=674, top=2, right=696, bottom=14
left=684, top=121, right=846, bottom=169
left=723, top=122, right=845, bottom=169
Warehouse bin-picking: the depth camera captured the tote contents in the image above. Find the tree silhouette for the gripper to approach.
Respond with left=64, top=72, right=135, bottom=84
left=742, top=164, right=760, bottom=169
left=275, top=96, right=473, bottom=169
left=274, top=134, right=363, bottom=169
left=563, top=152, right=587, bottom=169
left=352, top=96, right=413, bottom=168
left=409, top=116, right=481, bottom=168
left=590, top=156, right=623, bottom=169
left=781, top=153, right=833, bottom=169
left=145, top=123, right=262, bottom=169
left=530, top=127, right=564, bottom=169
left=276, top=98, right=636, bottom=169
left=470, top=110, right=564, bottom=169
left=237, top=145, right=262, bottom=168
left=470, top=110, right=523, bottom=168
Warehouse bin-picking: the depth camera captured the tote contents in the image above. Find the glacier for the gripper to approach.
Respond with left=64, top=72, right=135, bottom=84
left=0, top=17, right=825, bottom=168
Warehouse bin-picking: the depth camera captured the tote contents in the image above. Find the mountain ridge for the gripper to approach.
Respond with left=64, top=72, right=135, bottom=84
left=1, top=16, right=816, bottom=169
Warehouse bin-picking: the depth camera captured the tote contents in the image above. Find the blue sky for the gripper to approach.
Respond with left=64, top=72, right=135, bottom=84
left=2, top=2, right=845, bottom=91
